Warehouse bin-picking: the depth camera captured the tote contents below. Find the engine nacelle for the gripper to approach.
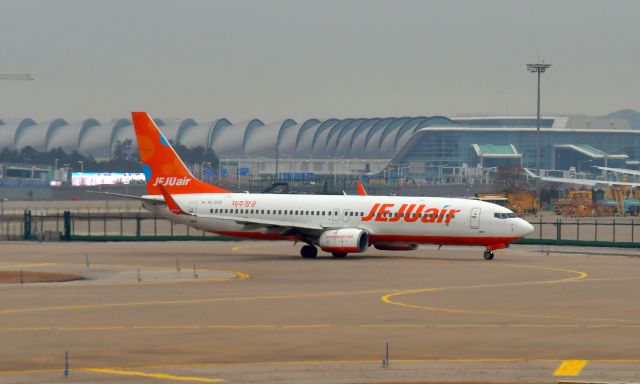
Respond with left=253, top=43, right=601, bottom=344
left=319, top=228, right=368, bottom=253
left=374, top=243, right=419, bottom=251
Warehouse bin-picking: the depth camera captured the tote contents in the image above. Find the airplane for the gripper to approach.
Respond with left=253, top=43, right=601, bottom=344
left=593, top=166, right=640, bottom=178
left=123, top=112, right=534, bottom=261
left=524, top=168, right=640, bottom=188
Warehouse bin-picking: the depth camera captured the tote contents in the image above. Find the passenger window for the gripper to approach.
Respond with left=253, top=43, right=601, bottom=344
left=284, top=210, right=288, bottom=215
left=261, top=210, right=264, bottom=214
left=210, top=209, right=213, bottom=213
left=278, top=210, right=282, bottom=215
left=267, top=210, right=270, bottom=214
left=322, top=211, right=325, bottom=216
left=311, top=211, right=314, bottom=215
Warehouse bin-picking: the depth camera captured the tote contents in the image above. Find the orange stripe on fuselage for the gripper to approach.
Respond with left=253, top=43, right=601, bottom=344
left=214, top=231, right=521, bottom=247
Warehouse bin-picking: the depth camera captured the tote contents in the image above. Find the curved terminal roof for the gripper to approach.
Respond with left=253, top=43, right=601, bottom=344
left=3, top=115, right=596, bottom=162
left=0, top=118, right=37, bottom=150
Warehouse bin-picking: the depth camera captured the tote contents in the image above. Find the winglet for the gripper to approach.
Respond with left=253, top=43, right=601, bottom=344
left=158, top=184, right=189, bottom=215
left=356, top=181, right=367, bottom=196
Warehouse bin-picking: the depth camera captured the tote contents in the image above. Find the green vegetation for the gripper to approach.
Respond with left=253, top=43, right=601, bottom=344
left=0, top=140, right=219, bottom=173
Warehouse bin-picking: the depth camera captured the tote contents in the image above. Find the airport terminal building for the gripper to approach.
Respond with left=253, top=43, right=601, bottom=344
left=1, top=114, right=638, bottom=183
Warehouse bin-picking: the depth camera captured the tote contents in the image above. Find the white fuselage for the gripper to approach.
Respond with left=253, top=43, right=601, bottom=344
left=142, top=193, right=534, bottom=248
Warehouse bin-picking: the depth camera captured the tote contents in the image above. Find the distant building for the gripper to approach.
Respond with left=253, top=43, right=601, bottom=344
left=1, top=115, right=638, bottom=182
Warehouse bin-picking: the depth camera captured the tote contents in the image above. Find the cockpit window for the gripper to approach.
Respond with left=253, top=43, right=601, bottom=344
left=494, top=212, right=517, bottom=219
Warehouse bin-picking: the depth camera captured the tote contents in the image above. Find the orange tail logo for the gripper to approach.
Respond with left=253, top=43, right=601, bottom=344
left=132, top=112, right=230, bottom=195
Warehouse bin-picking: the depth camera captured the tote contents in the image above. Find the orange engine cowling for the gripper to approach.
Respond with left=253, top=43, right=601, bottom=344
left=319, top=228, right=369, bottom=253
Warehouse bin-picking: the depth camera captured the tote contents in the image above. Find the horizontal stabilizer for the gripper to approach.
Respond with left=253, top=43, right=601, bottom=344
left=88, top=191, right=165, bottom=205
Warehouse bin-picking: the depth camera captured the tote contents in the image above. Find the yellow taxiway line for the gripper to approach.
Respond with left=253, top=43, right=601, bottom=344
left=87, top=368, right=224, bottom=382
left=379, top=264, right=639, bottom=324
left=554, top=360, right=588, bottom=376
left=2, top=262, right=55, bottom=269
left=2, top=322, right=640, bottom=334
left=2, top=358, right=637, bottom=377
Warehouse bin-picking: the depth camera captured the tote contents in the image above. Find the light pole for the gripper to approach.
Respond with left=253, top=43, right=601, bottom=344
left=527, top=62, right=551, bottom=176
left=0, top=198, right=6, bottom=239
left=78, top=160, right=84, bottom=173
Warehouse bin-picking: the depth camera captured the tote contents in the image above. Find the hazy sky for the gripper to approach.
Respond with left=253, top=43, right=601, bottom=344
left=0, top=0, right=638, bottom=123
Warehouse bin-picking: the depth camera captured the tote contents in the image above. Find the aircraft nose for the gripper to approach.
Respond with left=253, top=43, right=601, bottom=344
left=519, top=219, right=535, bottom=237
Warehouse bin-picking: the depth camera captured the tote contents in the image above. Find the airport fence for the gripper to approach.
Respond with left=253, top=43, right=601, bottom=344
left=0, top=210, right=231, bottom=242
left=0, top=210, right=639, bottom=248
left=516, top=217, right=640, bottom=248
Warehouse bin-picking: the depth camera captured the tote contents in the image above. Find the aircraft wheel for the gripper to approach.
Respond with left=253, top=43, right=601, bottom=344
left=483, top=250, right=494, bottom=260
left=301, top=245, right=318, bottom=259
left=332, top=252, right=348, bottom=258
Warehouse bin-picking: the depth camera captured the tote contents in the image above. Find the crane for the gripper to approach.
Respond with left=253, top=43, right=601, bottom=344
left=0, top=73, right=34, bottom=81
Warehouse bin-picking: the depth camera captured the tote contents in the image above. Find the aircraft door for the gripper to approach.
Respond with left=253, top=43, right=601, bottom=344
left=342, top=209, right=351, bottom=222
left=331, top=209, right=341, bottom=222
left=189, top=201, right=197, bottom=215
left=470, top=207, right=481, bottom=229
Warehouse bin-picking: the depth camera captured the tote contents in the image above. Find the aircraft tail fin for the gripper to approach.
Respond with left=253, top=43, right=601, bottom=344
left=132, top=112, right=230, bottom=195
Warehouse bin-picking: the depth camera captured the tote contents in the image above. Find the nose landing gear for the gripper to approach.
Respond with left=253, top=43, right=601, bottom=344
left=483, top=250, right=494, bottom=260
left=300, top=244, right=318, bottom=259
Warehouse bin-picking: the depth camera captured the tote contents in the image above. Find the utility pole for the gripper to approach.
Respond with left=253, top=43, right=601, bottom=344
left=526, top=63, right=551, bottom=176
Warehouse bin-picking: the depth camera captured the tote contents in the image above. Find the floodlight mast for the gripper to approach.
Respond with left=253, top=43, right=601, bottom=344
left=526, top=63, right=551, bottom=176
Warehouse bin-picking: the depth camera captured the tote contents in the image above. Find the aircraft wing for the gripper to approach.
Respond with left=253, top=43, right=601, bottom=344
left=524, top=168, right=640, bottom=187
left=595, top=180, right=640, bottom=187
left=537, top=176, right=598, bottom=187
left=204, top=214, right=325, bottom=231
left=594, top=166, right=640, bottom=177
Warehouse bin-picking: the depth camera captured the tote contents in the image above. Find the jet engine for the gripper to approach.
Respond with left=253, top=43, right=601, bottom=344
left=319, top=228, right=369, bottom=253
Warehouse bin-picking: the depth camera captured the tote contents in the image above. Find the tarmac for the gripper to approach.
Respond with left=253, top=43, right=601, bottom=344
left=0, top=240, right=639, bottom=383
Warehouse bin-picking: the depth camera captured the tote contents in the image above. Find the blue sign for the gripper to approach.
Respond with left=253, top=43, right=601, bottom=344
left=239, top=168, right=250, bottom=176
left=202, top=168, right=215, bottom=177
left=278, top=172, right=315, bottom=181
left=220, top=168, right=229, bottom=177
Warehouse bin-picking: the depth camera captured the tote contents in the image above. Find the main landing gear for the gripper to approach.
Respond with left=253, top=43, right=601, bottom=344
left=300, top=244, right=318, bottom=259
left=483, top=250, right=494, bottom=260
left=299, top=245, right=348, bottom=259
